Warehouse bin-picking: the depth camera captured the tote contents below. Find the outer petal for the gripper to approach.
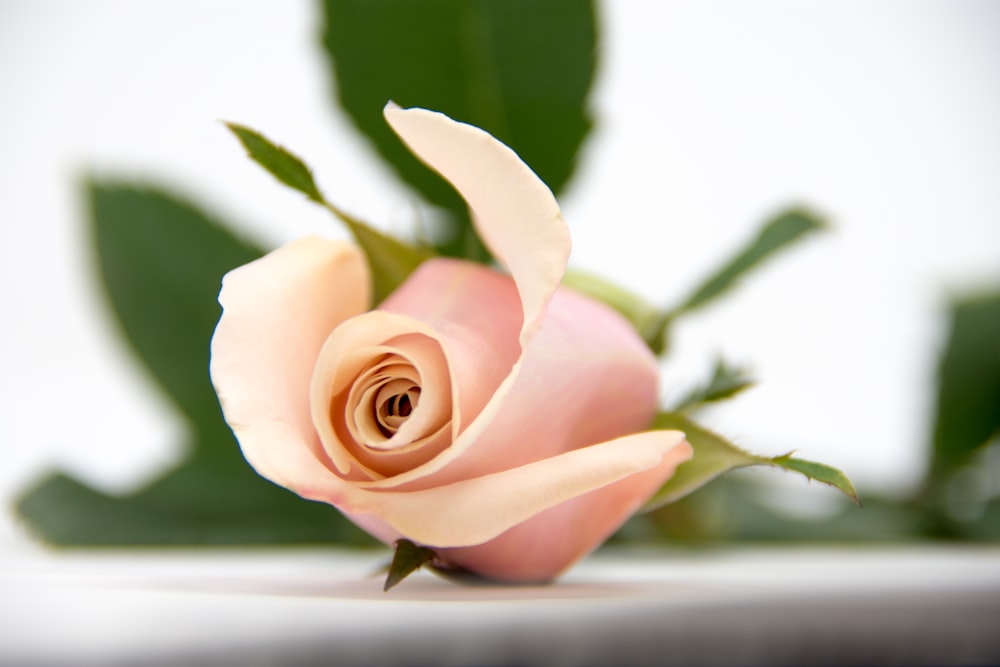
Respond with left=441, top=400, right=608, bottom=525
left=441, top=438, right=694, bottom=582
left=335, top=431, right=691, bottom=550
left=376, top=107, right=641, bottom=491
left=292, top=260, right=690, bottom=558
left=210, top=236, right=370, bottom=492
left=408, top=283, right=664, bottom=489
left=378, top=258, right=522, bottom=439
left=212, top=110, right=691, bottom=580
left=354, top=261, right=665, bottom=492
left=383, top=104, right=570, bottom=342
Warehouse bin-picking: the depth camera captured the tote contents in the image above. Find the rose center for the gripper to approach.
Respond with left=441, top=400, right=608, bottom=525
left=387, top=393, right=414, bottom=418
left=376, top=385, right=421, bottom=438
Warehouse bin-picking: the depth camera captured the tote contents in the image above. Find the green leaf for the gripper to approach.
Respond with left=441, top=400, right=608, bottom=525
left=627, top=480, right=913, bottom=544
left=670, top=359, right=756, bottom=413
left=320, top=0, right=597, bottom=258
left=561, top=269, right=662, bottom=346
left=645, top=411, right=859, bottom=509
left=16, top=181, right=375, bottom=546
left=928, top=290, right=1000, bottom=487
left=225, top=122, right=433, bottom=303
left=614, top=208, right=827, bottom=354
left=225, top=122, right=324, bottom=203
left=89, top=180, right=263, bottom=433
left=670, top=207, right=827, bottom=318
left=384, top=539, right=437, bottom=591
left=16, top=464, right=376, bottom=546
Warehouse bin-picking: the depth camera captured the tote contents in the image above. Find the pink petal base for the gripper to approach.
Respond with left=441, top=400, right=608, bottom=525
left=437, top=439, right=692, bottom=582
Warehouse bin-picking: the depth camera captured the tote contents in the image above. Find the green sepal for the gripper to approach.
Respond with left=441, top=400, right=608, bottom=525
left=565, top=210, right=826, bottom=355
left=224, top=122, right=433, bottom=303
left=640, top=208, right=827, bottom=354
left=770, top=454, right=860, bottom=506
left=646, top=412, right=765, bottom=509
left=645, top=411, right=859, bottom=510
left=670, top=359, right=756, bottom=413
left=384, top=539, right=438, bottom=592
left=225, top=122, right=324, bottom=203
left=335, top=209, right=435, bottom=305
left=670, top=208, right=827, bottom=317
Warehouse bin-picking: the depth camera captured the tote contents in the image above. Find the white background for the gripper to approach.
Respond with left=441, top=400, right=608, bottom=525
left=1, top=1, right=998, bottom=538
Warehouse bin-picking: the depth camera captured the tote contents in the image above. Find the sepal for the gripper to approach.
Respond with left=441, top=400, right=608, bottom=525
left=384, top=539, right=437, bottom=592
left=224, top=122, right=433, bottom=303
left=646, top=411, right=859, bottom=510
left=671, top=359, right=756, bottom=413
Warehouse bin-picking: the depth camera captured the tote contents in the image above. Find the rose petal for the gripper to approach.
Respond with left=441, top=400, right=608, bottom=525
left=334, top=430, right=690, bottom=549
left=310, top=312, right=453, bottom=479
left=383, top=104, right=570, bottom=343
left=378, top=257, right=522, bottom=439
left=441, top=437, right=694, bottom=581
left=210, top=236, right=370, bottom=491
left=213, top=110, right=689, bottom=579
left=402, top=282, right=663, bottom=489
left=375, top=108, right=624, bottom=492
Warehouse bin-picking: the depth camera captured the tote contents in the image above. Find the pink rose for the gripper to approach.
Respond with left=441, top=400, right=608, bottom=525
left=210, top=105, right=691, bottom=582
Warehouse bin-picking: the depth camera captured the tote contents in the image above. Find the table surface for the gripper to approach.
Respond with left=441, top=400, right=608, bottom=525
left=3, top=542, right=999, bottom=667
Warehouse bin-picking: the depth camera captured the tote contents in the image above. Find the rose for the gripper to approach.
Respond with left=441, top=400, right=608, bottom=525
left=210, top=105, right=691, bottom=583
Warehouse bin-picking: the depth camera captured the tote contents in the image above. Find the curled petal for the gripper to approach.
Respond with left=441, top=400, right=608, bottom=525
left=376, top=108, right=645, bottom=492
left=383, top=104, right=570, bottom=343
left=210, top=237, right=370, bottom=491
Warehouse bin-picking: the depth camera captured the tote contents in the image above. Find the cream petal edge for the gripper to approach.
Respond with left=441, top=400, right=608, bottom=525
left=369, top=105, right=573, bottom=489
left=339, top=430, right=691, bottom=548
left=382, top=104, right=571, bottom=342
left=210, top=237, right=371, bottom=492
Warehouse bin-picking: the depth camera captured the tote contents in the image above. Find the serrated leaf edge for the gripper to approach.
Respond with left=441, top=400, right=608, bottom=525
left=768, top=453, right=862, bottom=506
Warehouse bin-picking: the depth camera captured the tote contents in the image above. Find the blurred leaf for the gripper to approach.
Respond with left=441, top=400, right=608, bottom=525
left=89, top=181, right=262, bottom=435
left=321, top=0, right=597, bottom=258
left=225, top=122, right=433, bottom=303
left=16, top=463, right=374, bottom=546
left=928, top=290, right=1000, bottom=486
left=670, top=208, right=826, bottom=317
left=671, top=359, right=756, bottom=413
left=16, top=182, right=373, bottom=546
left=225, top=122, right=324, bottom=203
left=625, top=479, right=915, bottom=545
left=630, top=208, right=827, bottom=354
left=919, top=289, right=1000, bottom=540
left=646, top=411, right=858, bottom=509
left=562, top=268, right=662, bottom=345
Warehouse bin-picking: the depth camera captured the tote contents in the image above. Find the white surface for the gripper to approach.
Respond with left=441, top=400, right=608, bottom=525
left=2, top=1, right=1000, bottom=534
left=3, top=545, right=999, bottom=666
